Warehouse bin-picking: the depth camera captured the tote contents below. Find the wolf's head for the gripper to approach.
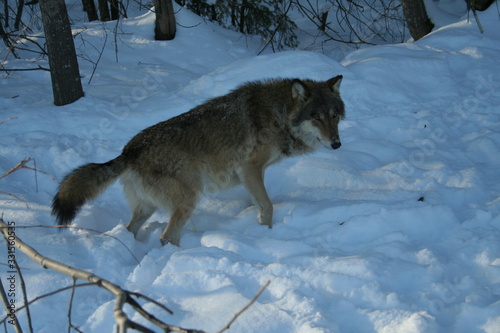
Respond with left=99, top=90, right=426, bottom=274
left=291, top=76, right=345, bottom=150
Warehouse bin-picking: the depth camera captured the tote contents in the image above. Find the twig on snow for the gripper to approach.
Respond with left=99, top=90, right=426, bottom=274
left=0, top=190, right=29, bottom=208
left=20, top=224, right=141, bottom=266
left=0, top=156, right=58, bottom=184
left=0, top=117, right=18, bottom=125
left=215, top=280, right=271, bottom=333
left=0, top=157, right=57, bottom=208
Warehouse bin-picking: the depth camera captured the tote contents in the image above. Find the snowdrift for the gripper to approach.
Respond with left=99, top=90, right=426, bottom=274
left=1, top=5, right=499, bottom=333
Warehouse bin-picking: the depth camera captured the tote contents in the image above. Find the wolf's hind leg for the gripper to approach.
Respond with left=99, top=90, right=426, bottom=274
left=160, top=204, right=195, bottom=246
left=122, top=174, right=156, bottom=237
left=159, top=184, right=198, bottom=246
left=126, top=205, right=156, bottom=237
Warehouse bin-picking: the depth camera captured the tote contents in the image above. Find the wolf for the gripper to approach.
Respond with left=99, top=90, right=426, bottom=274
left=52, top=76, right=345, bottom=246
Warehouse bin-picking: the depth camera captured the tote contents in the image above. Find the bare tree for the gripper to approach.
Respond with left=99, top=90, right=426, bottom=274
left=401, top=0, right=434, bottom=41
left=39, top=0, right=84, bottom=106
left=14, top=0, right=25, bottom=30
left=294, top=0, right=406, bottom=47
left=154, top=0, right=176, bottom=40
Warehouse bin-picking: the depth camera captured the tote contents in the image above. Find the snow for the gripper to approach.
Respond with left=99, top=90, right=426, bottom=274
left=1, top=3, right=500, bottom=333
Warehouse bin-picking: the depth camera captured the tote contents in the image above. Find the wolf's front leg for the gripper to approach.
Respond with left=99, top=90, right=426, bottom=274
left=241, top=162, right=273, bottom=228
left=257, top=200, right=273, bottom=228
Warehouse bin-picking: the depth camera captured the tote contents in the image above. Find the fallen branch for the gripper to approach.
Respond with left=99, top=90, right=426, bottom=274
left=0, top=218, right=198, bottom=333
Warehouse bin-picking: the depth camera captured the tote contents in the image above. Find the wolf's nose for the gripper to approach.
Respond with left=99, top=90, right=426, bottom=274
left=331, top=141, right=341, bottom=150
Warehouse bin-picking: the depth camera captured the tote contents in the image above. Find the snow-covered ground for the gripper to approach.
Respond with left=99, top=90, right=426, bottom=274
left=1, top=3, right=500, bottom=333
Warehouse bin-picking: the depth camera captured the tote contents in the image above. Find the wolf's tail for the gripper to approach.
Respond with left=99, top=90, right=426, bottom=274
left=52, top=155, right=127, bottom=226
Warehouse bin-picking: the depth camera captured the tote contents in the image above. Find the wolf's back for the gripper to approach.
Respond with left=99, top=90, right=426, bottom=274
left=52, top=155, right=127, bottom=226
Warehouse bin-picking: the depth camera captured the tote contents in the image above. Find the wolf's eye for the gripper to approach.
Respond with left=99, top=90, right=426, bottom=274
left=312, top=113, right=321, bottom=121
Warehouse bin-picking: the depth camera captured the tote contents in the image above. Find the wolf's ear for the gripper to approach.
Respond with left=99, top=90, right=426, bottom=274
left=292, top=79, right=310, bottom=102
left=327, top=75, right=343, bottom=94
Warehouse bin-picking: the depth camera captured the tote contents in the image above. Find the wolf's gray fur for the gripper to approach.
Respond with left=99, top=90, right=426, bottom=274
left=52, top=76, right=345, bottom=246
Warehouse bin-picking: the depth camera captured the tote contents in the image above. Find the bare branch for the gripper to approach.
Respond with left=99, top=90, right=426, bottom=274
left=0, top=157, right=58, bottom=208
left=0, top=66, right=50, bottom=72
left=128, top=291, right=173, bottom=315
left=0, top=190, right=29, bottom=208
left=0, top=218, right=207, bottom=333
left=0, top=280, right=22, bottom=333
left=12, top=249, right=33, bottom=333
left=293, top=0, right=405, bottom=47
left=1, top=282, right=96, bottom=326
left=0, top=22, right=20, bottom=59
left=87, top=29, right=108, bottom=85
left=67, top=278, right=80, bottom=333
left=0, top=157, right=31, bottom=180
left=0, top=117, right=18, bottom=125
left=0, top=156, right=57, bottom=184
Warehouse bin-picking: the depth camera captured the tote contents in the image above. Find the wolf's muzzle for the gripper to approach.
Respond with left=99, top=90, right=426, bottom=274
left=331, top=140, right=341, bottom=150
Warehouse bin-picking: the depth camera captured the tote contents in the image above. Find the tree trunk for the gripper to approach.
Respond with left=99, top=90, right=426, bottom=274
left=39, top=0, right=84, bottom=106
left=154, top=0, right=176, bottom=40
left=98, top=0, right=111, bottom=21
left=14, top=0, right=25, bottom=30
left=469, top=0, right=495, bottom=11
left=82, top=0, right=98, bottom=22
left=231, top=2, right=237, bottom=27
left=319, top=11, right=328, bottom=32
left=110, top=0, right=120, bottom=20
left=401, top=0, right=434, bottom=41
left=4, top=0, right=9, bottom=28
left=239, top=0, right=247, bottom=33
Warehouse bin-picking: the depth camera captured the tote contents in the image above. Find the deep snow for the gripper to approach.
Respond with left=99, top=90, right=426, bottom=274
left=1, top=3, right=500, bottom=333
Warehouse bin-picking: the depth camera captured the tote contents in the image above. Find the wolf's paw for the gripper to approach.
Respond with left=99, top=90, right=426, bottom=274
left=160, top=236, right=179, bottom=247
left=258, top=214, right=273, bottom=228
